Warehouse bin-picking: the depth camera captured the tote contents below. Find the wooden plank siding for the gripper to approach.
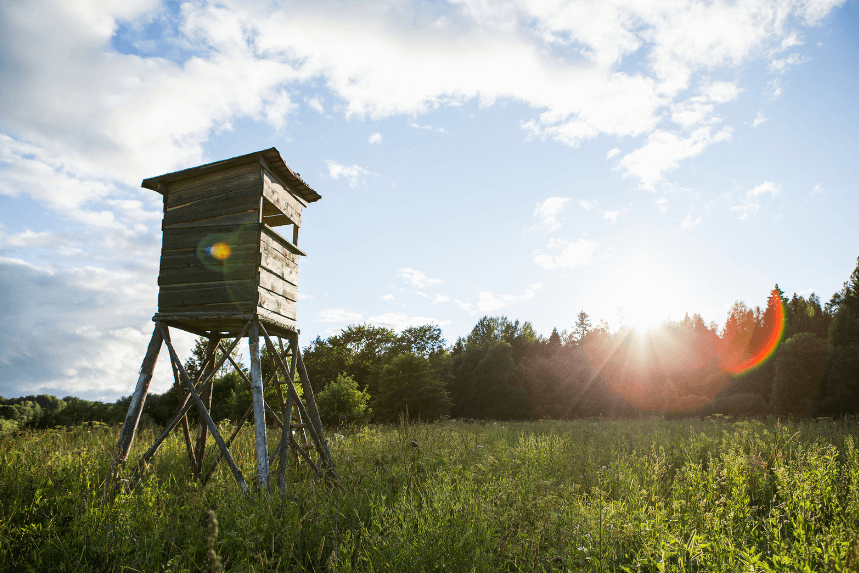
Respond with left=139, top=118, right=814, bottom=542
left=262, top=170, right=303, bottom=227
left=148, top=153, right=308, bottom=336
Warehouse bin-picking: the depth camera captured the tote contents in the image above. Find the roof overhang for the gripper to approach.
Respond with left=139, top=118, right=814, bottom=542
left=141, top=147, right=321, bottom=203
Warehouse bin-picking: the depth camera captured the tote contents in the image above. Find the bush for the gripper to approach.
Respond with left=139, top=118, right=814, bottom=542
left=373, top=354, right=451, bottom=422
left=315, top=374, right=372, bottom=427
left=450, top=341, right=528, bottom=419
left=815, top=344, right=859, bottom=416
left=771, top=333, right=829, bottom=417
left=706, top=392, right=769, bottom=417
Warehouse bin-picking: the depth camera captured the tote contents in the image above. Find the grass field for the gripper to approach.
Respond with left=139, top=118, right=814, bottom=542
left=1, top=416, right=858, bottom=572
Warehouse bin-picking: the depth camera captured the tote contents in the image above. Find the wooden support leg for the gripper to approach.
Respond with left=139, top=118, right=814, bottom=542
left=248, top=321, right=270, bottom=490
left=125, top=324, right=251, bottom=492
left=259, top=325, right=334, bottom=476
left=295, top=337, right=334, bottom=471
left=165, top=329, right=198, bottom=473
left=194, top=334, right=221, bottom=475
left=157, top=322, right=248, bottom=491
left=104, top=325, right=163, bottom=500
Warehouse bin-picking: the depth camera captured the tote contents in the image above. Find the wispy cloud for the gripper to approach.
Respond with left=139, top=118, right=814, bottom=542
left=606, top=148, right=621, bottom=159
left=410, top=123, right=447, bottom=133
left=366, top=312, right=451, bottom=331
left=619, top=127, right=733, bottom=190
left=305, top=96, right=324, bottom=113
left=368, top=132, right=383, bottom=144
left=318, top=309, right=365, bottom=323
left=455, top=283, right=543, bottom=314
left=533, top=197, right=571, bottom=231
left=680, top=210, right=702, bottom=229
left=732, top=180, right=781, bottom=219
left=416, top=292, right=450, bottom=303
left=398, top=268, right=443, bottom=288
left=534, top=238, right=597, bottom=269
left=753, top=110, right=767, bottom=127
left=327, top=160, right=371, bottom=188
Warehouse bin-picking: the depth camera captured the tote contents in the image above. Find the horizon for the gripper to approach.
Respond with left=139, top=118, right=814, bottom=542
left=1, top=0, right=857, bottom=402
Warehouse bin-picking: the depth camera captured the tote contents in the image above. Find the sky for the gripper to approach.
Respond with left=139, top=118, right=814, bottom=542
left=1, top=0, right=857, bottom=401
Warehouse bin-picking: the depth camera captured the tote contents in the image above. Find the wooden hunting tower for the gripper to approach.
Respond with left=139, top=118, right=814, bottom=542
left=145, top=147, right=320, bottom=335
left=106, top=149, right=334, bottom=499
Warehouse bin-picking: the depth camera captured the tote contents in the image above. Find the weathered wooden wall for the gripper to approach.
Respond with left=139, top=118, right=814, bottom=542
left=158, top=164, right=261, bottom=318
left=154, top=160, right=305, bottom=335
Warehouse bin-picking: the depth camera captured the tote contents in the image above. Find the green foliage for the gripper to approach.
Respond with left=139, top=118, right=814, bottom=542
left=2, top=418, right=859, bottom=571
left=450, top=341, right=528, bottom=419
left=772, top=333, right=829, bottom=417
left=373, top=354, right=451, bottom=422
left=830, top=306, right=859, bottom=348
left=816, top=344, right=859, bottom=417
left=316, top=374, right=372, bottom=427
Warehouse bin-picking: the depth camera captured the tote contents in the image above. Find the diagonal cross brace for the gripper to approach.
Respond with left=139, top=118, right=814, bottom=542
left=156, top=322, right=249, bottom=491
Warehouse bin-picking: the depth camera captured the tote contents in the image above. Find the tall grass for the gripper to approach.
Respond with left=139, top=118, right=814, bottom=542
left=1, top=416, right=858, bottom=571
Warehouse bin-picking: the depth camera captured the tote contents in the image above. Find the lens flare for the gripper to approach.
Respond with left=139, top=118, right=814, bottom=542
left=208, top=242, right=231, bottom=261
left=721, top=290, right=786, bottom=375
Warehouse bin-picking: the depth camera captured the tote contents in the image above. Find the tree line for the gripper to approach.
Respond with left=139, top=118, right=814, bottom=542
left=2, top=256, right=858, bottom=434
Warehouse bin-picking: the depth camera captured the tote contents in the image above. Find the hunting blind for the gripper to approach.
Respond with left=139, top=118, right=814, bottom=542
left=106, top=148, right=334, bottom=499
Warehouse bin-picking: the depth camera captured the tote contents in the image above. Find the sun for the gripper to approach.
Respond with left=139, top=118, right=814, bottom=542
left=613, top=251, right=688, bottom=333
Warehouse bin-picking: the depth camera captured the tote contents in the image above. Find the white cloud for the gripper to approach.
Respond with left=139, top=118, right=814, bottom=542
left=381, top=293, right=396, bottom=301
left=618, top=126, right=733, bottom=190
left=410, top=123, right=447, bottom=133
left=765, top=78, right=783, bottom=100
left=578, top=199, right=598, bottom=211
left=748, top=180, right=781, bottom=197
left=398, top=268, right=443, bottom=288
left=606, top=148, right=620, bottom=159
left=811, top=184, right=824, bottom=195
left=680, top=211, right=702, bottom=229
left=533, top=197, right=571, bottom=231
left=455, top=283, right=543, bottom=314
left=753, top=110, right=768, bottom=127
left=603, top=210, right=620, bottom=225
left=5, top=229, right=54, bottom=248
left=732, top=180, right=781, bottom=219
left=368, top=132, right=383, bottom=144
left=318, top=309, right=365, bottom=323
left=366, top=312, right=451, bottom=331
left=305, top=96, right=324, bottom=113
left=416, top=292, right=451, bottom=303
left=769, top=53, right=807, bottom=73
left=534, top=238, right=597, bottom=269
left=0, top=255, right=196, bottom=401
left=327, top=160, right=371, bottom=188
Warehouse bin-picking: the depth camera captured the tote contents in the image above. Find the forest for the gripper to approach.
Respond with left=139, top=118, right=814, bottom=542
left=2, top=256, right=857, bottom=434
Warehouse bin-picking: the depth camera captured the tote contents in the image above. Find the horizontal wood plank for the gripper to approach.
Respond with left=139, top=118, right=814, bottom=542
left=260, top=229, right=302, bottom=260
left=159, top=281, right=257, bottom=307
left=259, top=267, right=298, bottom=301
left=159, top=245, right=259, bottom=270
left=166, top=172, right=261, bottom=210
left=260, top=250, right=299, bottom=286
left=161, top=225, right=260, bottom=252
left=163, top=163, right=259, bottom=194
left=257, top=307, right=297, bottom=333
left=258, top=288, right=297, bottom=320
left=263, top=173, right=302, bottom=227
left=158, top=300, right=256, bottom=314
left=163, top=209, right=259, bottom=230
left=163, top=186, right=259, bottom=226
left=158, top=263, right=258, bottom=286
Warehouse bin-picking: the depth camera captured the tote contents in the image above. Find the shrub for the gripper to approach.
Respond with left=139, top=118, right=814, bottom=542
left=772, top=333, right=829, bottom=417
left=315, top=374, right=372, bottom=427
left=373, top=354, right=451, bottom=422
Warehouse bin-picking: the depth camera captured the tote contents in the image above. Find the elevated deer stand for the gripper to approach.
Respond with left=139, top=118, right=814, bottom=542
left=104, top=149, right=333, bottom=500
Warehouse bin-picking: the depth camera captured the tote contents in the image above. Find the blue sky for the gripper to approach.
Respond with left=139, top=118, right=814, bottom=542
left=1, top=0, right=857, bottom=400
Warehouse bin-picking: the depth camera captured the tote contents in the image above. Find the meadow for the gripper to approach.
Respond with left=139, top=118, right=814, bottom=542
left=1, top=416, right=858, bottom=572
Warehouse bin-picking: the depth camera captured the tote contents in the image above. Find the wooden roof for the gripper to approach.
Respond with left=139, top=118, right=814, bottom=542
left=141, top=147, right=321, bottom=203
